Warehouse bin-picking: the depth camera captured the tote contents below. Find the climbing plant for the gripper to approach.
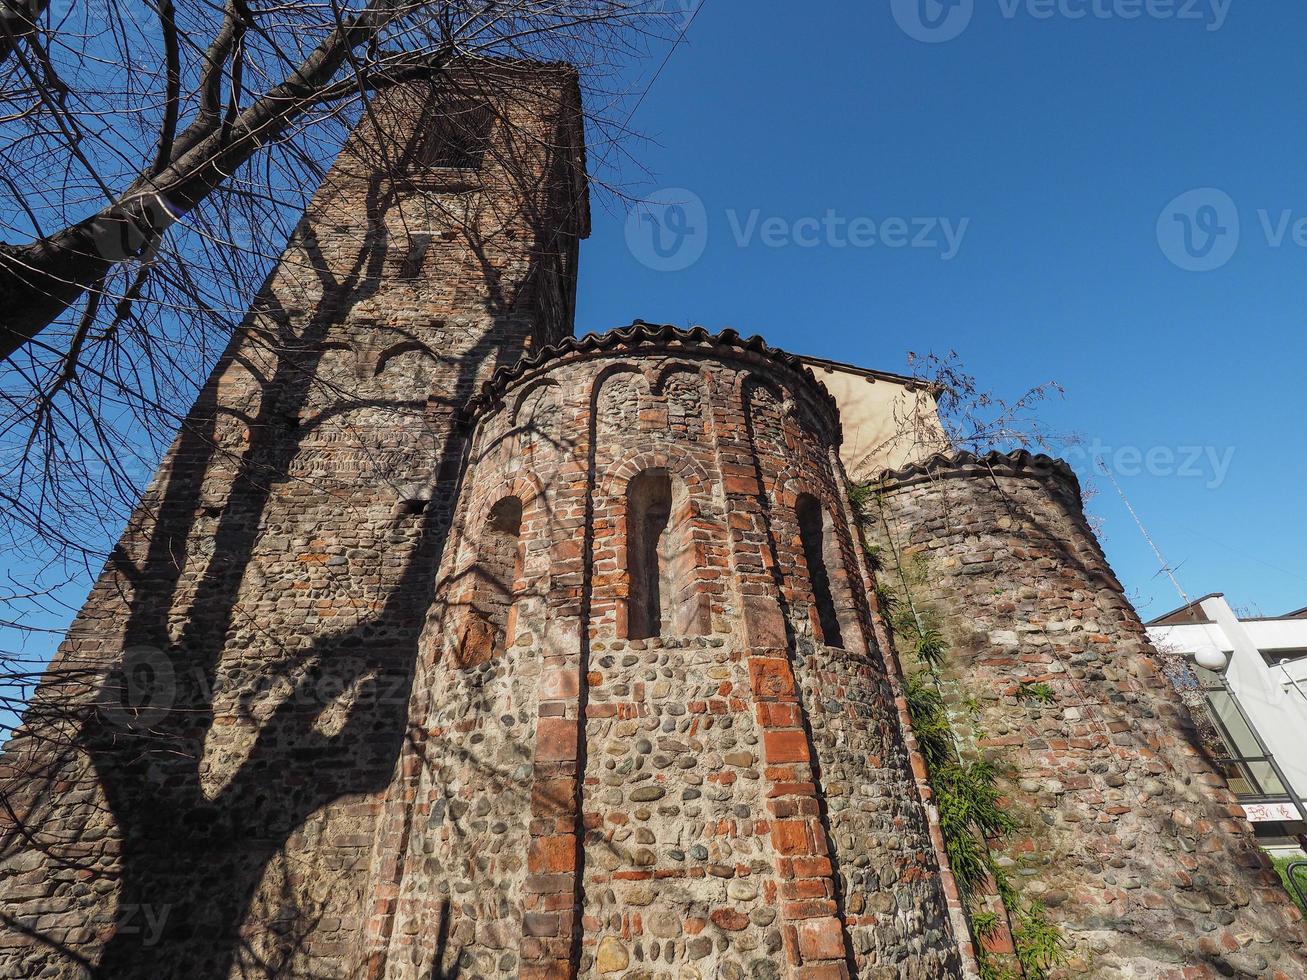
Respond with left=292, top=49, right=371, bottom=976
left=853, top=487, right=1068, bottom=980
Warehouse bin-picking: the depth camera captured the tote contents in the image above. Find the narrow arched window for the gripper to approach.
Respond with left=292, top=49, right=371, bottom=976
left=796, top=494, right=844, bottom=649
left=458, top=495, right=523, bottom=667
left=627, top=470, right=672, bottom=640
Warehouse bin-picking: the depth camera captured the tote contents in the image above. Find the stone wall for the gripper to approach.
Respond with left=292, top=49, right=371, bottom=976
left=0, top=64, right=587, bottom=979
left=358, top=324, right=964, bottom=979
left=865, top=450, right=1307, bottom=979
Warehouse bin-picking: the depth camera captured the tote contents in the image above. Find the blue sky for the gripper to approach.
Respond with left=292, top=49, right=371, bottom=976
left=578, top=0, right=1307, bottom=620
left=3, top=0, right=1304, bottom=693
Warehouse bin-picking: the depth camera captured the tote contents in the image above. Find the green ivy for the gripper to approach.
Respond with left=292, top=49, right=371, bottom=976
left=851, top=483, right=1069, bottom=978
left=847, top=481, right=876, bottom=525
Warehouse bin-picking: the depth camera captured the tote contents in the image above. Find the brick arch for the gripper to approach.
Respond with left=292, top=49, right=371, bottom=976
left=741, top=372, right=799, bottom=460
left=464, top=469, right=547, bottom=532
left=737, top=371, right=798, bottom=418
left=597, top=446, right=714, bottom=505
left=591, top=446, right=722, bottom=640
left=650, top=360, right=706, bottom=394
left=510, top=377, right=562, bottom=421
left=505, top=379, right=563, bottom=465
left=443, top=469, right=550, bottom=669
left=589, top=360, right=650, bottom=401
left=589, top=361, right=656, bottom=440
left=773, top=472, right=869, bottom=655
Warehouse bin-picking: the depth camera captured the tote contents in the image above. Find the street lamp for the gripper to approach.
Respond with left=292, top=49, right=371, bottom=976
left=1190, top=641, right=1307, bottom=823
left=1193, top=641, right=1230, bottom=673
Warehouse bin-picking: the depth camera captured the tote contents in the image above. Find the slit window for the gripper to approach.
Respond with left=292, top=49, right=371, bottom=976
left=398, top=233, right=432, bottom=279
left=458, top=496, right=524, bottom=667
left=628, top=470, right=672, bottom=640
left=796, top=494, right=844, bottom=649
left=624, top=468, right=707, bottom=640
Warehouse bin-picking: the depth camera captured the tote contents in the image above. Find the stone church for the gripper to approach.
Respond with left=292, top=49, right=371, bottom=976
left=1, top=63, right=1303, bottom=979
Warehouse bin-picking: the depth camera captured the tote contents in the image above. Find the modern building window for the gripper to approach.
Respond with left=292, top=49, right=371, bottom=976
left=1261, top=647, right=1307, bottom=668
left=1193, top=665, right=1290, bottom=801
left=796, top=493, right=844, bottom=649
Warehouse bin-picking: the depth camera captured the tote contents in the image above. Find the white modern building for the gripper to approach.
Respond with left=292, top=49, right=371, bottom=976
left=1147, top=593, right=1307, bottom=853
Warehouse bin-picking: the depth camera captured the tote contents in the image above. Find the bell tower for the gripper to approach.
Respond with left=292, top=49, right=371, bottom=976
left=0, top=63, right=588, bottom=979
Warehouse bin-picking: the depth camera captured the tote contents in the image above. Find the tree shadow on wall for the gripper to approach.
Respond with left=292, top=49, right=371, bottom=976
left=0, top=117, right=577, bottom=977
left=960, top=472, right=1243, bottom=778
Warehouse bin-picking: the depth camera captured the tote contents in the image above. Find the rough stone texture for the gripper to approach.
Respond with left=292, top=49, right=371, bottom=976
left=0, top=64, right=586, bottom=979
left=866, top=450, right=1307, bottom=979
left=3, top=57, right=1300, bottom=980
left=359, top=327, right=963, bottom=979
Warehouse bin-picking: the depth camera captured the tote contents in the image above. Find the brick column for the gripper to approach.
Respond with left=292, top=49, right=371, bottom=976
left=717, top=379, right=853, bottom=977
left=750, top=653, right=850, bottom=978
left=518, top=400, right=591, bottom=980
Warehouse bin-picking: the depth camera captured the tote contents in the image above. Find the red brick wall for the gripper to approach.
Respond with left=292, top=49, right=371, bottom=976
left=360, top=326, right=963, bottom=979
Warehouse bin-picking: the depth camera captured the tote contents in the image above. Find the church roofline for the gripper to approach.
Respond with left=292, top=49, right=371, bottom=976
left=798, top=353, right=945, bottom=395
left=463, top=321, right=842, bottom=432
left=869, top=448, right=1084, bottom=504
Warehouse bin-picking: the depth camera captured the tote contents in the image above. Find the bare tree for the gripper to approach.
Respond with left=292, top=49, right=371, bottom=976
left=905, top=349, right=1069, bottom=455
left=849, top=348, right=1072, bottom=481
left=0, top=0, right=672, bottom=352
left=0, top=0, right=686, bottom=743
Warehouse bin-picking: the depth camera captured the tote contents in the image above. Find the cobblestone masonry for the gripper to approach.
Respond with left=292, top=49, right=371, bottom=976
left=360, top=325, right=963, bottom=979
left=0, top=64, right=587, bottom=978
left=866, top=450, right=1307, bottom=979
left=3, top=57, right=1302, bottom=980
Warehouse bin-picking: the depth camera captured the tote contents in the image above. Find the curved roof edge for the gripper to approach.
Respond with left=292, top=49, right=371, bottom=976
left=869, top=448, right=1083, bottom=502
left=464, top=321, right=841, bottom=425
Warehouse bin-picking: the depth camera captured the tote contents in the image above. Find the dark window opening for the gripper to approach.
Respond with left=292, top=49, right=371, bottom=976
left=796, top=494, right=843, bottom=648
left=398, top=233, right=432, bottom=279
left=624, top=468, right=708, bottom=640
left=1262, top=647, right=1307, bottom=668
left=417, top=101, right=495, bottom=170
left=628, top=470, right=672, bottom=640
left=458, top=496, right=523, bottom=667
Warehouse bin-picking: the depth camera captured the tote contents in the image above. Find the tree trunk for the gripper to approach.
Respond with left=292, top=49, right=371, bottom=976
left=0, top=0, right=49, bottom=69
left=0, top=204, right=168, bottom=362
